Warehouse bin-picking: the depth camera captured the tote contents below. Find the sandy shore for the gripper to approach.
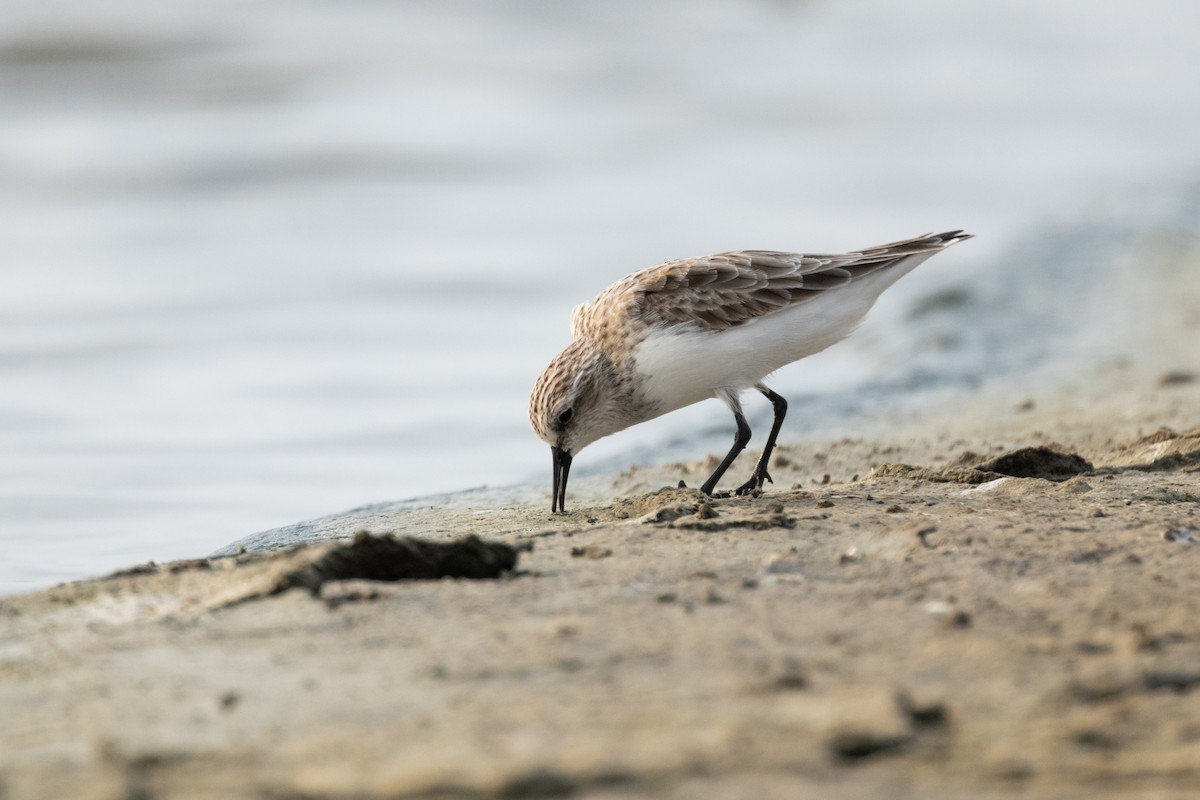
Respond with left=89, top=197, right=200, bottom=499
left=3, top=240, right=1199, bottom=799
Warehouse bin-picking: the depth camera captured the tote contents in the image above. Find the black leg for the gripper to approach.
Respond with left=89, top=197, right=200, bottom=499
left=735, top=385, right=787, bottom=495
left=699, top=408, right=751, bottom=496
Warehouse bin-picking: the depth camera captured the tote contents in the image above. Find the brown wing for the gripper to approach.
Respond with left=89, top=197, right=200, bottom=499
left=616, top=231, right=969, bottom=331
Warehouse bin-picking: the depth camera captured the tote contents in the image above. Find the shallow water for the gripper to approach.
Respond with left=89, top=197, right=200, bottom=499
left=2, top=0, right=1199, bottom=593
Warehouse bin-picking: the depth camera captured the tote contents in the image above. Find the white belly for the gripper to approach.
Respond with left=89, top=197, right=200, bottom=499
left=631, top=255, right=930, bottom=415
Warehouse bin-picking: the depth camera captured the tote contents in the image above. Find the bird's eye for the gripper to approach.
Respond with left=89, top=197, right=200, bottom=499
left=557, top=408, right=574, bottom=426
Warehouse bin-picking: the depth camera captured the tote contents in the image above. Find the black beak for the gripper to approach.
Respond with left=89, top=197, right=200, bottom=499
left=551, top=445, right=573, bottom=513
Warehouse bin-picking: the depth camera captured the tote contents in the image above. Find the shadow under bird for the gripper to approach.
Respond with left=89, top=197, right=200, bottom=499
left=529, top=231, right=972, bottom=512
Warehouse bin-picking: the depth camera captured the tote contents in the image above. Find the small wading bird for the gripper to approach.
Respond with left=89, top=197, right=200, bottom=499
left=529, top=231, right=972, bottom=512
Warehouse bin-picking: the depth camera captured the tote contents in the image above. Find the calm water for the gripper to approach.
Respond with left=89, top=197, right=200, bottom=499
left=2, top=0, right=1199, bottom=594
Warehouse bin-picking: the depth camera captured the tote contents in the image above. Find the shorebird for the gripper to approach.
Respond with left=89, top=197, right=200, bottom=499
left=530, top=231, right=972, bottom=512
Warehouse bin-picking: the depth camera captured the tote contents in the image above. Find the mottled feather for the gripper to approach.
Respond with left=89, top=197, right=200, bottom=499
left=573, top=231, right=969, bottom=340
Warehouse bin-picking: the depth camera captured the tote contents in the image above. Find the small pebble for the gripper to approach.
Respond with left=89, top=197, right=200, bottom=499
left=1158, top=370, right=1197, bottom=386
left=1164, top=527, right=1198, bottom=543
left=571, top=545, right=613, bottom=559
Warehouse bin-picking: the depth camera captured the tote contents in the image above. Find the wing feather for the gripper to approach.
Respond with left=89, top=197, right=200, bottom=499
left=574, top=231, right=971, bottom=337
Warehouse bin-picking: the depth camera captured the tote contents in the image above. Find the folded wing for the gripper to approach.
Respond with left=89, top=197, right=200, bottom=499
left=616, top=230, right=971, bottom=333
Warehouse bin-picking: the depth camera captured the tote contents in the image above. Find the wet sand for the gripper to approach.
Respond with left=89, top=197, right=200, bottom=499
left=2, top=243, right=1199, bottom=799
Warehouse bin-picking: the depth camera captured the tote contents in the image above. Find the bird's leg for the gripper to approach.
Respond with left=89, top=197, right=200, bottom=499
left=699, top=392, right=751, bottom=496
left=735, top=385, right=787, bottom=496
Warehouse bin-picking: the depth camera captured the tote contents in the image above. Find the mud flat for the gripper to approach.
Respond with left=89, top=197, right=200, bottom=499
left=3, top=241, right=1199, bottom=799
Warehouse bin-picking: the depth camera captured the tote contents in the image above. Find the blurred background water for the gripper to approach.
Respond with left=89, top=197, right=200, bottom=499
left=2, top=0, right=1199, bottom=594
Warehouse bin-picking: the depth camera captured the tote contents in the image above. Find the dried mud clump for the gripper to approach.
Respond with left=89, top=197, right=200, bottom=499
left=974, top=447, right=1093, bottom=481
left=274, top=532, right=520, bottom=595
left=1117, top=427, right=1200, bottom=471
left=873, top=446, right=1094, bottom=484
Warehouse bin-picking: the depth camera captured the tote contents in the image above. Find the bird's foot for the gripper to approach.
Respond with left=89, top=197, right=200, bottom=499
left=734, top=469, right=772, bottom=496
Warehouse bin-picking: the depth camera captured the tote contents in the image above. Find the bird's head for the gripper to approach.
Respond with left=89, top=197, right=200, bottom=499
left=529, top=340, right=626, bottom=512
